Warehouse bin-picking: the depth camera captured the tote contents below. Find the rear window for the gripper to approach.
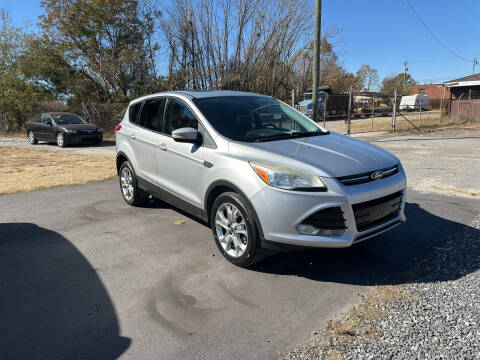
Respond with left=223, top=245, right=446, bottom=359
left=129, top=102, right=142, bottom=124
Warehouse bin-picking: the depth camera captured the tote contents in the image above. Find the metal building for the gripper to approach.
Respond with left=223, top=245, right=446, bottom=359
left=444, top=74, right=480, bottom=122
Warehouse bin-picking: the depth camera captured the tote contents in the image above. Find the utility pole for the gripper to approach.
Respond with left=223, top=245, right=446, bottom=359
left=312, top=0, right=322, bottom=123
left=403, top=60, right=408, bottom=95
left=473, top=57, right=478, bottom=75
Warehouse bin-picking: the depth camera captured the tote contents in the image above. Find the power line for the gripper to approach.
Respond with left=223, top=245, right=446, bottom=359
left=405, top=0, right=471, bottom=63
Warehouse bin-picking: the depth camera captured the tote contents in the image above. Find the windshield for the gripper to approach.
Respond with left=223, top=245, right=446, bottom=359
left=52, top=114, right=87, bottom=125
left=193, top=96, right=326, bottom=142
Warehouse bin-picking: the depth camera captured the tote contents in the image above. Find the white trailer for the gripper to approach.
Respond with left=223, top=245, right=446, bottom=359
left=399, top=94, right=429, bottom=111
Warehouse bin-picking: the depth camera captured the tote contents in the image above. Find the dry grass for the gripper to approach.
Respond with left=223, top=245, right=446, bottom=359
left=0, top=146, right=117, bottom=195
left=326, top=286, right=417, bottom=343
left=1, top=132, right=27, bottom=138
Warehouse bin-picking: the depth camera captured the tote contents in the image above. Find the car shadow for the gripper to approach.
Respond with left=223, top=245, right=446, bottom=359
left=250, top=202, right=480, bottom=286
left=0, top=223, right=130, bottom=360
left=37, top=140, right=116, bottom=148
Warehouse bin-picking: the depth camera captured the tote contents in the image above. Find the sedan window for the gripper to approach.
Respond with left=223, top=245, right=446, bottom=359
left=52, top=114, right=87, bottom=125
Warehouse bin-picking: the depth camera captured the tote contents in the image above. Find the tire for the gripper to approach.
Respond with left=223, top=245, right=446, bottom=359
left=56, top=132, right=66, bottom=147
left=119, top=161, right=147, bottom=206
left=27, top=131, right=38, bottom=145
left=211, top=192, right=265, bottom=267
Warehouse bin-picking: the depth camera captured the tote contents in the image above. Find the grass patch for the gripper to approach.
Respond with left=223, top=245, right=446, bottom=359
left=0, top=146, right=117, bottom=195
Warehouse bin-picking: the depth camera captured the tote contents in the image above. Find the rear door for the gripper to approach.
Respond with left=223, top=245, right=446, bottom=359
left=128, top=98, right=165, bottom=184
left=155, top=97, right=204, bottom=209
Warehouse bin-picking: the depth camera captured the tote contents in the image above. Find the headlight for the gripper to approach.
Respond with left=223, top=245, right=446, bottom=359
left=97, top=128, right=103, bottom=132
left=249, top=161, right=327, bottom=191
left=63, top=128, right=77, bottom=134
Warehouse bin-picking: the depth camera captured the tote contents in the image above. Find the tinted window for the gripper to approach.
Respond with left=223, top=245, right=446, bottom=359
left=163, top=98, right=198, bottom=135
left=193, top=96, right=321, bottom=142
left=129, top=102, right=142, bottom=124
left=51, top=114, right=87, bottom=125
left=138, top=98, right=164, bottom=132
left=42, top=114, right=53, bottom=124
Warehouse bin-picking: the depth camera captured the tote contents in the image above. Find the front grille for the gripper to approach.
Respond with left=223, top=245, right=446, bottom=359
left=338, top=165, right=398, bottom=186
left=302, top=207, right=347, bottom=230
left=352, top=191, right=402, bottom=231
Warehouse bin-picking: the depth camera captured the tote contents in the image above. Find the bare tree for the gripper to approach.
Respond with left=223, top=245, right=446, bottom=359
left=356, top=64, right=379, bottom=92
left=159, top=0, right=315, bottom=99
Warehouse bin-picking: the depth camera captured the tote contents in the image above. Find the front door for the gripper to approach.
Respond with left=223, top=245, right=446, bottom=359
left=155, top=97, right=205, bottom=210
left=38, top=114, right=54, bottom=141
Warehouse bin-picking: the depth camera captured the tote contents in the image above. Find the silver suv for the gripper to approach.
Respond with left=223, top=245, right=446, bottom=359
left=116, top=90, right=406, bottom=266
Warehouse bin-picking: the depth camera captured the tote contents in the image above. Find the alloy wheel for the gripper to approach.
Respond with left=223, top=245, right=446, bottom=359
left=57, top=133, right=64, bottom=147
left=120, top=167, right=134, bottom=201
left=215, top=203, right=248, bottom=258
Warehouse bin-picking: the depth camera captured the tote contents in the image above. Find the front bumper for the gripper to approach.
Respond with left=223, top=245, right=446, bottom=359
left=250, top=167, right=407, bottom=248
left=64, top=133, right=103, bottom=144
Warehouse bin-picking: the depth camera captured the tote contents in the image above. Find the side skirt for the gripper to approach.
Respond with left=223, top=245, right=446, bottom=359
left=137, top=177, right=208, bottom=222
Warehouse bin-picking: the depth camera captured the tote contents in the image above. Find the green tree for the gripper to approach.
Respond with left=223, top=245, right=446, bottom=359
left=40, top=0, right=162, bottom=102
left=0, top=10, right=50, bottom=130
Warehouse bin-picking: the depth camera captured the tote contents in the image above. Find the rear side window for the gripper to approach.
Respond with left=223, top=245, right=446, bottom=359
left=163, top=98, right=198, bottom=135
left=138, top=98, right=165, bottom=132
left=129, top=102, right=142, bottom=124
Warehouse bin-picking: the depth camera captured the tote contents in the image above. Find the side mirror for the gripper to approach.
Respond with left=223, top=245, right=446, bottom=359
left=172, top=127, right=200, bottom=144
left=45, top=120, right=52, bottom=126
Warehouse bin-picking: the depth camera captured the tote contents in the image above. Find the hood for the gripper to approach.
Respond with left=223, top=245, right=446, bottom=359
left=58, top=124, right=99, bottom=131
left=230, top=132, right=398, bottom=178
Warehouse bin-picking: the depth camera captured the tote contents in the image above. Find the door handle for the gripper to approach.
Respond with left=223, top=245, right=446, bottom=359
left=129, top=133, right=136, bottom=140
left=159, top=143, right=167, bottom=151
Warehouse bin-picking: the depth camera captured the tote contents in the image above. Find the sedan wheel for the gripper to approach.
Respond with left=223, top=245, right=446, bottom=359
left=28, top=131, right=38, bottom=145
left=56, top=133, right=65, bottom=147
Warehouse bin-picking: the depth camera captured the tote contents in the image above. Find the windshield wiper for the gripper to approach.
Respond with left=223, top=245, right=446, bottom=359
left=254, top=130, right=329, bottom=143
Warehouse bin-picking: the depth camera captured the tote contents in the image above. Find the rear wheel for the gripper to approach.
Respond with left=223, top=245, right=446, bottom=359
left=119, top=161, right=147, bottom=206
left=211, top=192, right=264, bottom=267
left=56, top=133, right=66, bottom=147
left=27, top=131, right=38, bottom=145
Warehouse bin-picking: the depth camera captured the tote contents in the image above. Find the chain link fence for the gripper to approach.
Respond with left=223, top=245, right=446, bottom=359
left=299, top=89, right=479, bottom=135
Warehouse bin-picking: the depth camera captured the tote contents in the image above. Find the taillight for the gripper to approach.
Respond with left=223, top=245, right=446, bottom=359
left=115, top=124, right=122, bottom=132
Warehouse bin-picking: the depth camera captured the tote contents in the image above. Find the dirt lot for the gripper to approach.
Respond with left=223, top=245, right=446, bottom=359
left=0, top=146, right=116, bottom=194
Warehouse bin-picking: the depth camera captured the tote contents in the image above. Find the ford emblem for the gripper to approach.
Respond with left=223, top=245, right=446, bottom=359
left=370, top=170, right=384, bottom=180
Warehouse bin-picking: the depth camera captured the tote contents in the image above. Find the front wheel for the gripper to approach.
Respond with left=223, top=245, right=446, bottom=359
left=28, top=131, right=38, bottom=144
left=211, top=192, right=264, bottom=267
left=56, top=133, right=66, bottom=147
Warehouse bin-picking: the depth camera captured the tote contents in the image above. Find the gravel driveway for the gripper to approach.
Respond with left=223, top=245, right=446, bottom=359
left=0, top=136, right=115, bottom=156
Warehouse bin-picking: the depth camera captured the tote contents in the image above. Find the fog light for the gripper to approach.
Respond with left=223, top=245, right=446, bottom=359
left=296, top=224, right=320, bottom=235
left=296, top=224, right=345, bottom=236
